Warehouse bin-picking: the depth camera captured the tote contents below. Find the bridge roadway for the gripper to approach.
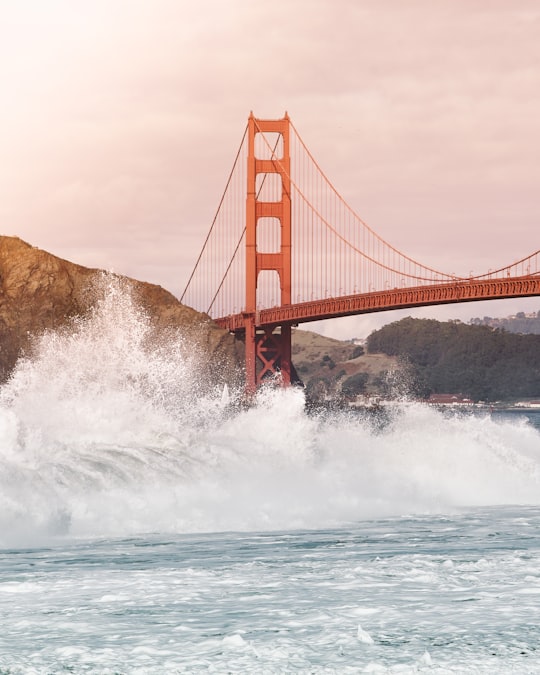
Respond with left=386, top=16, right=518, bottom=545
left=215, top=274, right=540, bottom=332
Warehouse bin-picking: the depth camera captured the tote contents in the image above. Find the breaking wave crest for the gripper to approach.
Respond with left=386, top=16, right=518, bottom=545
left=0, top=277, right=539, bottom=545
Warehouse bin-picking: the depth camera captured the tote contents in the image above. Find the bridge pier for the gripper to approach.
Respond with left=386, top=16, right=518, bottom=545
left=244, top=319, right=292, bottom=394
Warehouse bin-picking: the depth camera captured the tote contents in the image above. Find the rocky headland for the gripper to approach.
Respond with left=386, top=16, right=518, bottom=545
left=0, top=236, right=242, bottom=386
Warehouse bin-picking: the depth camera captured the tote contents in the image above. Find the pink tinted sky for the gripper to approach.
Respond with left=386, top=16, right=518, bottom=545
left=1, top=0, right=538, bottom=339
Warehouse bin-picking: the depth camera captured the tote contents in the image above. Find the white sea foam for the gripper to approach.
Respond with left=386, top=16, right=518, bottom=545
left=0, top=277, right=539, bottom=545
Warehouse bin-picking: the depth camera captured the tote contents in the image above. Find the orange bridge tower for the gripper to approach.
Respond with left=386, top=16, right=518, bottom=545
left=244, top=113, right=293, bottom=394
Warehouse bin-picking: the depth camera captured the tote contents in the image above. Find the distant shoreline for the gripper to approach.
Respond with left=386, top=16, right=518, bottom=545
left=491, top=405, right=540, bottom=413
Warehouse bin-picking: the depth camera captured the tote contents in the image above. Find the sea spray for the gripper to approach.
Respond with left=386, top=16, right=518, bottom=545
left=0, top=278, right=539, bottom=545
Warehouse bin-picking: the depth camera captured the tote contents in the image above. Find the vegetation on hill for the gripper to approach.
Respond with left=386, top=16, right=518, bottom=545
left=291, top=329, right=398, bottom=400
left=367, top=317, right=540, bottom=401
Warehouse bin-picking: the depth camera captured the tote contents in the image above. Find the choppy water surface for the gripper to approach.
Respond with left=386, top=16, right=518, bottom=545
left=1, top=510, right=540, bottom=674
left=1, top=279, right=539, bottom=673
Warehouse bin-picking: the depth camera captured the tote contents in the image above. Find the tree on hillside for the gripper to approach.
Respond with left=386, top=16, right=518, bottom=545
left=366, top=318, right=540, bottom=401
left=341, top=372, right=369, bottom=398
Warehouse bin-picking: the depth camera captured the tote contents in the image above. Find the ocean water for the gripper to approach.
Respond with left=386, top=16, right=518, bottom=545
left=1, top=279, right=540, bottom=674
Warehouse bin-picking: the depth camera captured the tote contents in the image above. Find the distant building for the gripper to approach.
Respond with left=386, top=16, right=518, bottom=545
left=470, top=311, right=540, bottom=335
left=427, top=393, right=474, bottom=406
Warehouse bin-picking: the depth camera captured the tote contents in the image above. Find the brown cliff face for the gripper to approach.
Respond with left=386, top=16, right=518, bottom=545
left=0, top=236, right=242, bottom=386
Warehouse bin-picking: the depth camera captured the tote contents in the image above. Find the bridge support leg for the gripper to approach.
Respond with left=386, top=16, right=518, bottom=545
left=244, top=318, right=257, bottom=395
left=278, top=324, right=292, bottom=386
left=243, top=320, right=293, bottom=394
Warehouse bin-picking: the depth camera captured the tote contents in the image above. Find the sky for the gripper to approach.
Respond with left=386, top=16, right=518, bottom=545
left=1, top=0, right=539, bottom=339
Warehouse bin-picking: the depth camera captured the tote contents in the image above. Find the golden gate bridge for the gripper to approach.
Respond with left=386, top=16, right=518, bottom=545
left=181, top=113, right=540, bottom=393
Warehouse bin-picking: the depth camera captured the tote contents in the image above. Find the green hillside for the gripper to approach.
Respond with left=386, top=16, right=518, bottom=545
left=367, top=318, right=540, bottom=402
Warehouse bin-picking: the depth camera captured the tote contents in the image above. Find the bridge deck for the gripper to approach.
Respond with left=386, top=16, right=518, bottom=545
left=215, top=275, right=540, bottom=332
